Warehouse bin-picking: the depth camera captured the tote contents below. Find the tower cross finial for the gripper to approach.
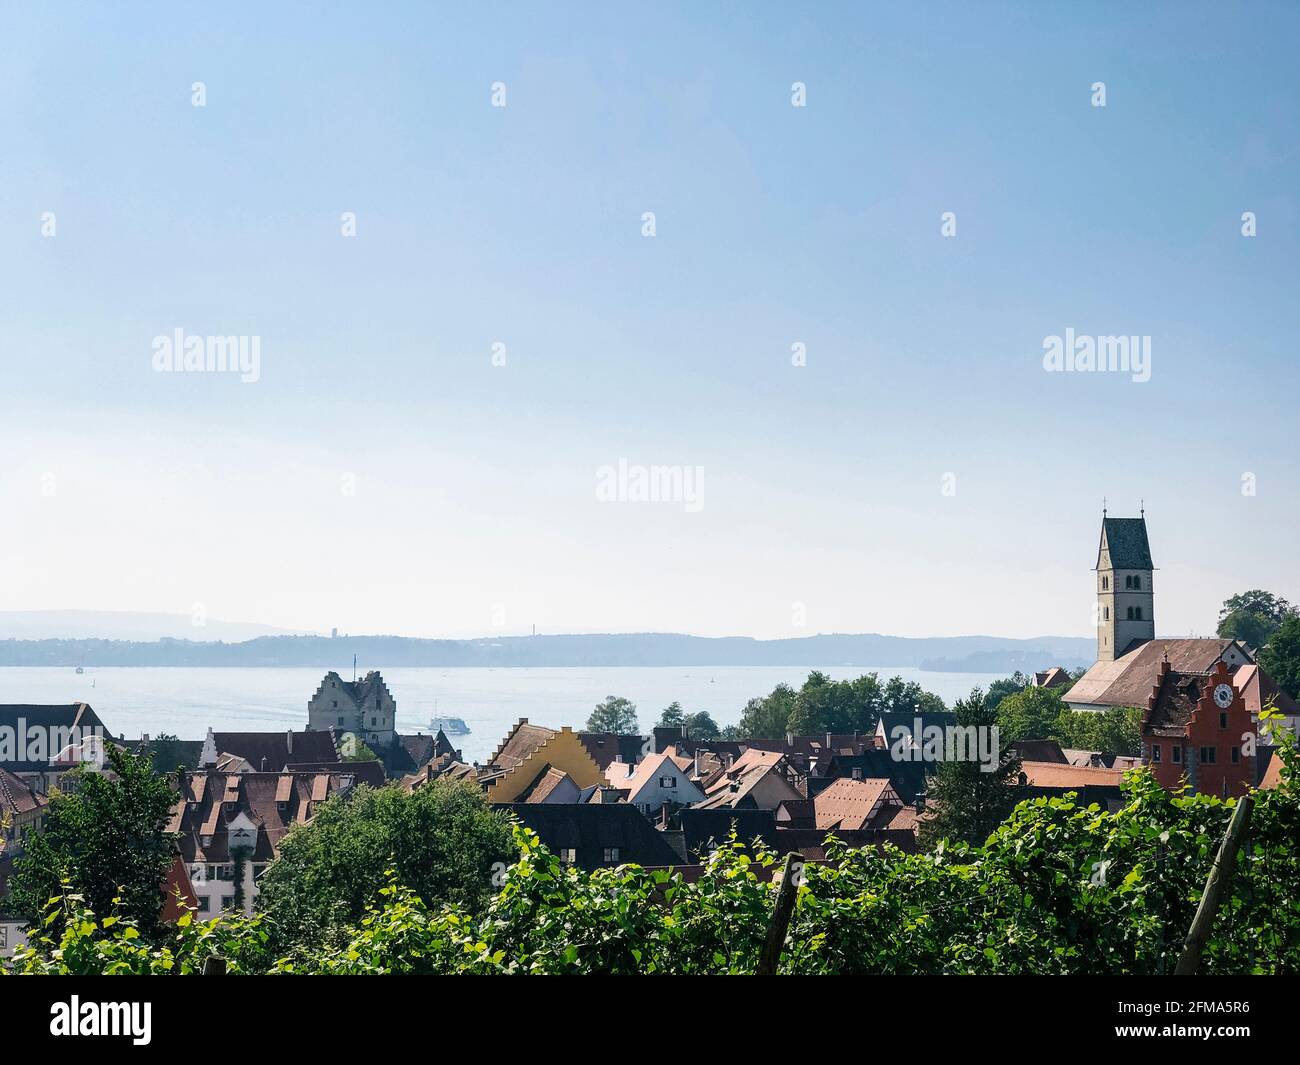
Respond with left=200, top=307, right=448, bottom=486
left=1102, top=496, right=1107, bottom=516
left=1140, top=498, right=1145, bottom=517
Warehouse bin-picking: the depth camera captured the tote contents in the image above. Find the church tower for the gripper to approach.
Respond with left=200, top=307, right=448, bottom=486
left=1095, top=509, right=1155, bottom=662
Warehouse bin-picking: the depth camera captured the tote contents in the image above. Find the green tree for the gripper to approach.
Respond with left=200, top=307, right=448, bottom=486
left=994, top=686, right=1068, bottom=743
left=586, top=695, right=639, bottom=733
left=918, top=688, right=1022, bottom=849
left=9, top=745, right=178, bottom=935
left=254, top=778, right=516, bottom=955
left=1217, top=589, right=1296, bottom=650
left=788, top=671, right=905, bottom=735
left=137, top=732, right=196, bottom=774
left=735, top=684, right=796, bottom=738
left=682, top=710, right=721, bottom=740
left=983, top=671, right=1029, bottom=712
left=881, top=675, right=946, bottom=716
left=1054, top=706, right=1142, bottom=756
left=1259, top=614, right=1300, bottom=700
left=656, top=702, right=685, bottom=728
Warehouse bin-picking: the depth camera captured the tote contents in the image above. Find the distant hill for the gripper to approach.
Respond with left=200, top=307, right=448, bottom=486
left=0, top=611, right=321, bottom=643
left=0, top=630, right=1094, bottom=671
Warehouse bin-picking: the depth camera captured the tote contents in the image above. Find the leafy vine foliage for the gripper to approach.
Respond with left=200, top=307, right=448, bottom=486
left=7, top=712, right=1299, bottom=976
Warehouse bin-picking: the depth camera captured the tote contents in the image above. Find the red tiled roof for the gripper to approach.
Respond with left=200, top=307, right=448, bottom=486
left=486, top=720, right=557, bottom=773
left=1019, top=760, right=1125, bottom=788
left=0, top=767, right=47, bottom=816
left=807, top=777, right=895, bottom=831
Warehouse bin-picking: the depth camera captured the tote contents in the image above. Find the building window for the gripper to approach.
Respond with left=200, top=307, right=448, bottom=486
left=659, top=775, right=676, bottom=788
left=1134, top=607, right=1143, bottom=620
left=1126, top=607, right=1133, bottom=620
left=1172, top=746, right=1182, bottom=763
left=332, top=700, right=338, bottom=708
left=1102, top=576, right=1109, bottom=590
left=1151, top=745, right=1161, bottom=762
left=603, top=847, right=620, bottom=864
left=1219, top=712, right=1228, bottom=730
left=1200, top=747, right=1216, bottom=765
left=198, top=897, right=210, bottom=913
left=1103, top=607, right=1109, bottom=621
left=1231, top=747, right=1240, bottom=764
left=559, top=848, right=577, bottom=865
left=852, top=767, right=863, bottom=780
left=221, top=895, right=235, bottom=910
left=337, top=716, right=344, bottom=726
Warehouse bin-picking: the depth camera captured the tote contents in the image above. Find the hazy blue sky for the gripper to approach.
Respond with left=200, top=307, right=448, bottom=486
left=3, top=2, right=1298, bottom=640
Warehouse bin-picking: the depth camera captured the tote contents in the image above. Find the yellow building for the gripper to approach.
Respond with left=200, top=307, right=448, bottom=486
left=480, top=720, right=606, bottom=803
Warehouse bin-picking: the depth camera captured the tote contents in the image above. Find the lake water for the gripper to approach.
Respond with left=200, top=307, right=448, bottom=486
left=0, top=665, right=1005, bottom=764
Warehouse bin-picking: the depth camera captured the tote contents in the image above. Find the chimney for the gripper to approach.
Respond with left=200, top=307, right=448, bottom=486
left=826, top=732, right=832, bottom=749
left=786, top=732, right=794, bottom=746
left=694, top=750, right=701, bottom=778
left=142, top=733, right=150, bottom=745
left=286, top=729, right=294, bottom=755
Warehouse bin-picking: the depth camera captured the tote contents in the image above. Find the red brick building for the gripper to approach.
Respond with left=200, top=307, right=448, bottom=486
left=1142, top=658, right=1255, bottom=798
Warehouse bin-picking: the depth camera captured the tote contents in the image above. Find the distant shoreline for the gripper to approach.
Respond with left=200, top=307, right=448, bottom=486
left=0, top=631, right=1092, bottom=673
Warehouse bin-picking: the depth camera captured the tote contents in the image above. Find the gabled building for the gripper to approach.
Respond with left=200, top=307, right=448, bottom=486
left=308, top=670, right=397, bottom=748
left=809, top=748, right=933, bottom=805
left=195, top=727, right=342, bottom=773
left=168, top=764, right=382, bottom=916
left=1232, top=663, right=1300, bottom=734
left=1031, top=667, right=1072, bottom=690
left=0, top=703, right=109, bottom=794
left=0, top=767, right=47, bottom=857
left=695, top=749, right=802, bottom=811
left=604, top=749, right=704, bottom=814
left=479, top=720, right=606, bottom=803
left=775, top=777, right=905, bottom=832
left=1068, top=637, right=1253, bottom=713
left=1142, top=658, right=1256, bottom=798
